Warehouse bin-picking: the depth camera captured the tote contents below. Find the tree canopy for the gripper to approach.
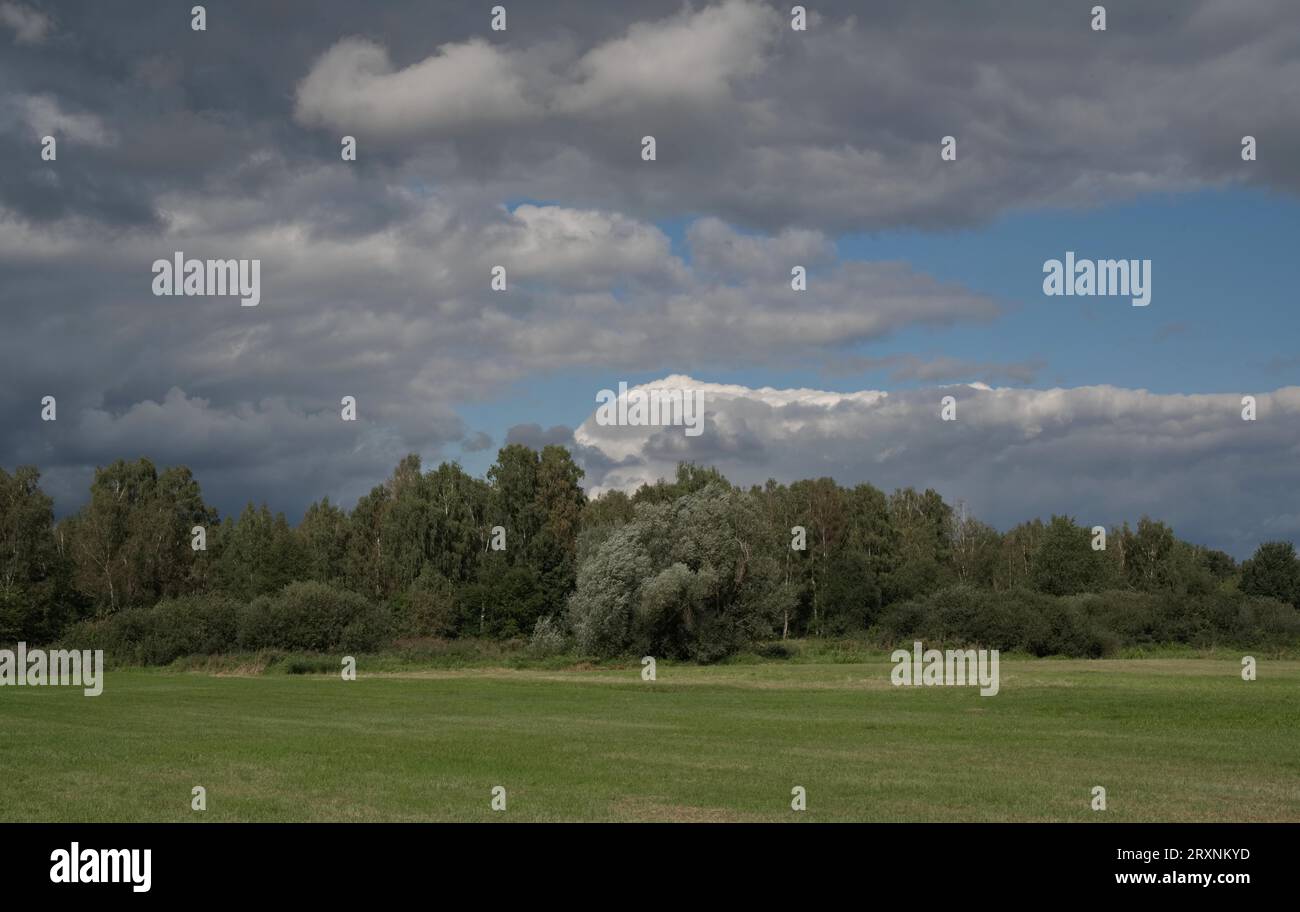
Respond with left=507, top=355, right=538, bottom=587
left=1, top=453, right=1296, bottom=661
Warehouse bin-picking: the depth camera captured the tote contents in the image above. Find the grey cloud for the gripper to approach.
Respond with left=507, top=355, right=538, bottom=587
left=685, top=216, right=836, bottom=280
left=461, top=431, right=494, bottom=453
left=285, top=0, right=1300, bottom=231
left=829, top=354, right=1047, bottom=386
left=504, top=424, right=576, bottom=450
left=574, top=377, right=1300, bottom=558
left=0, top=160, right=1003, bottom=521
left=0, top=180, right=1002, bottom=405
left=295, top=37, right=539, bottom=137
left=6, top=1, right=1294, bottom=236
left=0, top=2, right=50, bottom=44
left=22, top=387, right=464, bottom=522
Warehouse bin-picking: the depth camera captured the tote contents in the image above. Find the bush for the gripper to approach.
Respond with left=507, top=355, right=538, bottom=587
left=52, top=575, right=1300, bottom=667
left=921, top=585, right=995, bottom=645
left=567, top=524, right=652, bottom=657
left=283, top=656, right=339, bottom=675
left=529, top=615, right=568, bottom=657
left=874, top=599, right=929, bottom=645
left=897, top=585, right=1057, bottom=653
left=59, top=584, right=393, bottom=663
left=262, top=581, right=392, bottom=652
left=58, top=593, right=242, bottom=665
left=750, top=640, right=796, bottom=660
left=1032, top=599, right=1107, bottom=657
left=871, top=586, right=1300, bottom=658
left=1240, top=596, right=1300, bottom=645
left=458, top=564, right=547, bottom=639
left=390, top=576, right=458, bottom=639
left=235, top=595, right=276, bottom=651
left=819, top=550, right=881, bottom=634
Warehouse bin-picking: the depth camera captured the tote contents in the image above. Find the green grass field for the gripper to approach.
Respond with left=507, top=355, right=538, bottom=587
left=2, top=655, right=1298, bottom=822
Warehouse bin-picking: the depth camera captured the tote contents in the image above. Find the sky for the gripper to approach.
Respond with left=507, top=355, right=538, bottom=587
left=2, top=0, right=1298, bottom=557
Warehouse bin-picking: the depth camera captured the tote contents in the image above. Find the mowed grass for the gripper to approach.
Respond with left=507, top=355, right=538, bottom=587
left=1, top=657, right=1297, bottom=822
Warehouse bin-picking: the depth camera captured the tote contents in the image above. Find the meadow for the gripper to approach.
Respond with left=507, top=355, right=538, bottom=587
left=2, top=652, right=1297, bottom=822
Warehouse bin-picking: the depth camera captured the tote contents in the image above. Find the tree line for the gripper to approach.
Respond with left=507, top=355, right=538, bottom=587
left=1, top=451, right=1298, bottom=662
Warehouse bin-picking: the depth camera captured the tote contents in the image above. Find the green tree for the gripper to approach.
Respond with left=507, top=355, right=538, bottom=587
left=950, top=506, right=1000, bottom=589
left=994, top=519, right=1045, bottom=591
left=1241, top=541, right=1299, bottom=606
left=583, top=489, right=634, bottom=529
left=631, top=462, right=732, bottom=506
left=67, top=459, right=214, bottom=615
left=1031, top=515, right=1115, bottom=596
left=789, top=478, right=847, bottom=635
left=0, top=466, right=79, bottom=641
left=751, top=479, right=803, bottom=638
left=425, top=460, right=491, bottom=584
left=487, top=444, right=544, bottom=559
left=567, top=521, right=654, bottom=656
left=213, top=504, right=305, bottom=600
left=1121, top=517, right=1180, bottom=592
left=344, top=483, right=392, bottom=599
left=885, top=487, right=953, bottom=603
left=566, top=483, right=781, bottom=659
left=532, top=445, right=586, bottom=615
left=819, top=548, right=880, bottom=634
left=297, top=497, right=350, bottom=586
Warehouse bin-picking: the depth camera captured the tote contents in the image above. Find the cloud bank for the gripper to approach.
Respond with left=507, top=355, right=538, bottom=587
left=575, top=377, right=1300, bottom=557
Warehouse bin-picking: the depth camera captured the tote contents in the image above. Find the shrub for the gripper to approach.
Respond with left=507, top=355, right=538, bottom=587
left=1033, top=599, right=1106, bottom=657
left=59, top=584, right=393, bottom=663
left=874, top=599, right=929, bottom=645
left=883, top=587, right=1300, bottom=657
left=390, top=577, right=458, bottom=639
left=457, top=564, right=547, bottom=639
left=1240, top=596, right=1300, bottom=645
left=910, top=586, right=1057, bottom=653
left=750, top=640, right=796, bottom=660
left=262, top=581, right=392, bottom=652
left=58, top=593, right=242, bottom=665
left=529, top=615, right=568, bottom=657
left=235, top=595, right=276, bottom=651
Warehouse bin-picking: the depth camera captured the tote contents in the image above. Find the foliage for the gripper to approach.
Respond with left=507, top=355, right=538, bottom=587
left=5, top=451, right=1298, bottom=663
